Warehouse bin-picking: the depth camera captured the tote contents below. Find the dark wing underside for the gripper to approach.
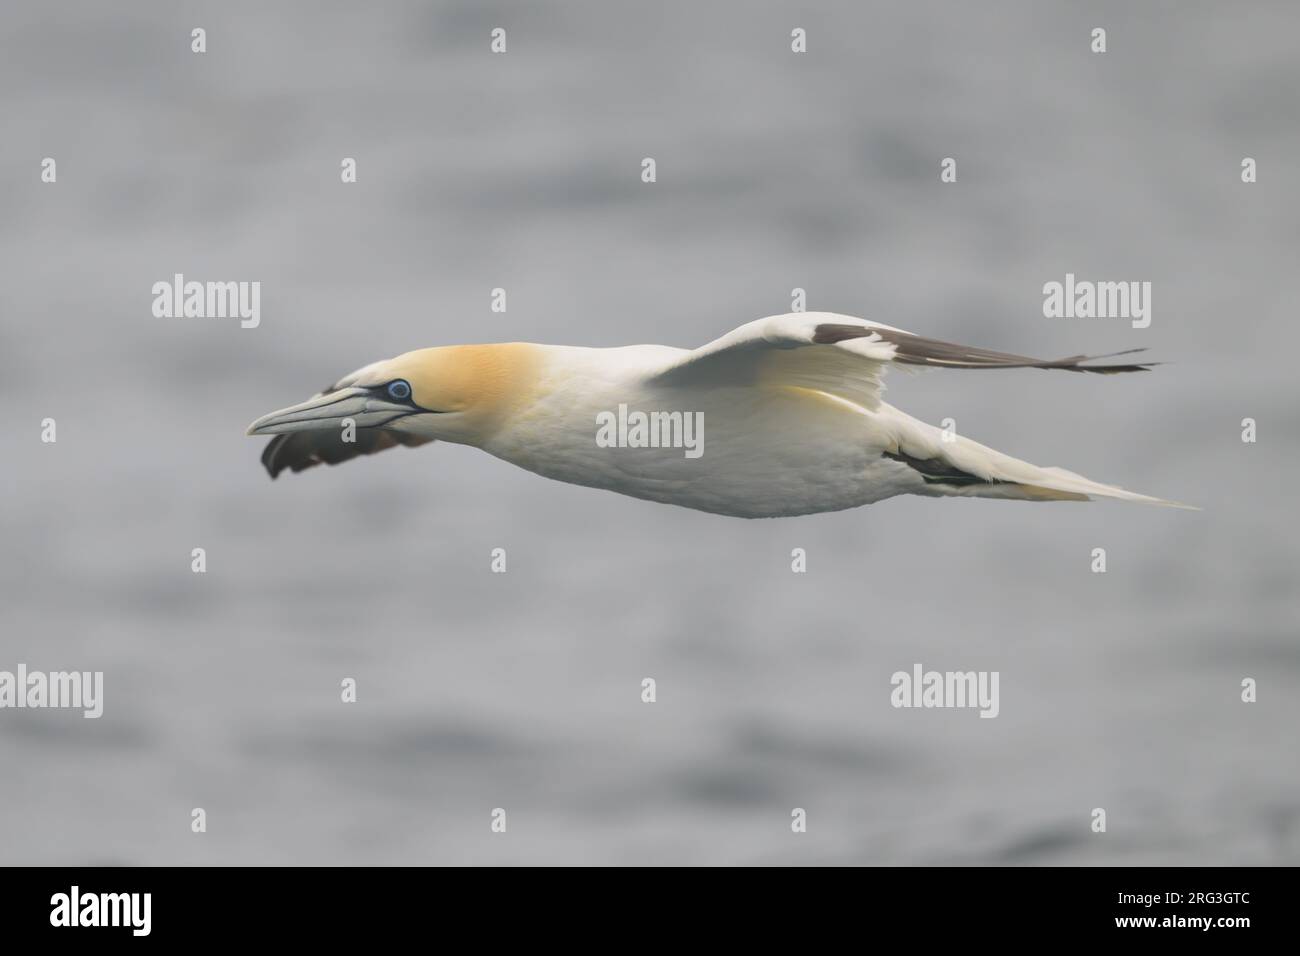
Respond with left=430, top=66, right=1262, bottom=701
left=261, top=429, right=433, bottom=479
left=881, top=449, right=1007, bottom=487
left=811, top=323, right=1155, bottom=374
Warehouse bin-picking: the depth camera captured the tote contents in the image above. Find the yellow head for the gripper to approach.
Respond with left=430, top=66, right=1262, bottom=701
left=246, top=343, right=542, bottom=476
left=375, top=344, right=540, bottom=438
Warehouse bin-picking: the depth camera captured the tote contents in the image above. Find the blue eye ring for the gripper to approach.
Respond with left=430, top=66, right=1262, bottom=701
left=387, top=379, right=412, bottom=401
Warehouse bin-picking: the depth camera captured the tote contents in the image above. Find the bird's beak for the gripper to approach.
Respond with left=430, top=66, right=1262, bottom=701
left=245, top=387, right=415, bottom=436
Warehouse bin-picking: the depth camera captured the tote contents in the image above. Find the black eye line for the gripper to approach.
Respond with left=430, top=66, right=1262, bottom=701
left=369, top=382, right=443, bottom=414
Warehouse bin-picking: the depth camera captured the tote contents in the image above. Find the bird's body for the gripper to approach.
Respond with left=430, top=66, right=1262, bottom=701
left=483, top=345, right=887, bottom=517
left=248, top=312, right=1188, bottom=516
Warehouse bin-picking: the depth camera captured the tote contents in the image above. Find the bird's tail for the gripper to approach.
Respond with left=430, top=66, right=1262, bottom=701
left=882, top=412, right=1196, bottom=509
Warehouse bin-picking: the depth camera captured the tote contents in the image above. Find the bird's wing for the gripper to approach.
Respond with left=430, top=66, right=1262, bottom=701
left=261, top=428, right=434, bottom=478
left=648, top=312, right=1153, bottom=411
left=259, top=365, right=434, bottom=479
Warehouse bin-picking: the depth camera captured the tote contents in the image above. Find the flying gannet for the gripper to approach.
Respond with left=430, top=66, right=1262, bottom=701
left=247, top=312, right=1188, bottom=517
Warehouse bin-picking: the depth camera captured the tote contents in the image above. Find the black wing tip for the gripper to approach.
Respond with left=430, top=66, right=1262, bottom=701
left=812, top=323, right=870, bottom=345
left=257, top=429, right=435, bottom=480
left=260, top=434, right=329, bottom=479
left=260, top=435, right=287, bottom=479
left=1061, top=351, right=1161, bottom=374
left=812, top=324, right=1162, bottom=373
left=1068, top=363, right=1159, bottom=374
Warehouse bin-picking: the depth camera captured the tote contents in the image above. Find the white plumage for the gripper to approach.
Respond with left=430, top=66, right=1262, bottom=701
left=248, top=312, right=1191, bottom=517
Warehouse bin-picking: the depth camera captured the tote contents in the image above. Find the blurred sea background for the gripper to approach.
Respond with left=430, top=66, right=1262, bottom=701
left=1, top=0, right=1297, bottom=865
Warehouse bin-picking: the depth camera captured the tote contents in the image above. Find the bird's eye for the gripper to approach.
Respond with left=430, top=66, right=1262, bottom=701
left=386, top=380, right=412, bottom=401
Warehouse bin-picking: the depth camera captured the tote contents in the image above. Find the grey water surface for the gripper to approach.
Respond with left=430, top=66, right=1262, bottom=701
left=1, top=0, right=1297, bottom=865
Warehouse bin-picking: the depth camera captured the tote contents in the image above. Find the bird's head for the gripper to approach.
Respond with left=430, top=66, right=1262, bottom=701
left=246, top=343, right=540, bottom=456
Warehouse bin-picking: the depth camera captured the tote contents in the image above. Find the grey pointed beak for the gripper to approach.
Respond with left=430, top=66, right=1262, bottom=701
left=246, top=387, right=414, bottom=436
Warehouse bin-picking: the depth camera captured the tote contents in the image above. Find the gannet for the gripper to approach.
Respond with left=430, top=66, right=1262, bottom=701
left=247, top=312, right=1188, bottom=518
